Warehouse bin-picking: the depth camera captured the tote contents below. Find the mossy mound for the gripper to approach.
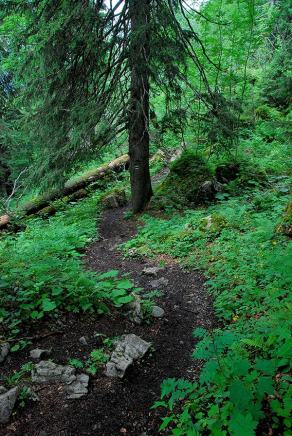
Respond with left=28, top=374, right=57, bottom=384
left=152, top=150, right=212, bottom=210
left=199, top=213, right=229, bottom=238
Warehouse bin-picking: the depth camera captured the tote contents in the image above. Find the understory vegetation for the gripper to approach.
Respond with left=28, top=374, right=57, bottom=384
left=0, top=0, right=291, bottom=434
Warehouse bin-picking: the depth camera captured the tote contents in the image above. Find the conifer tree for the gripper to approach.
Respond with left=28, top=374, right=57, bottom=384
left=0, top=0, right=215, bottom=212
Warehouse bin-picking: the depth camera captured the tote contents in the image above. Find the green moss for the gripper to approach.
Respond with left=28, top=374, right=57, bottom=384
left=199, top=213, right=228, bottom=237
left=152, top=150, right=212, bottom=210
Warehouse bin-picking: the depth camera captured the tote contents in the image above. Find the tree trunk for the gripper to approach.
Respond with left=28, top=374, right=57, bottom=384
left=128, top=0, right=153, bottom=213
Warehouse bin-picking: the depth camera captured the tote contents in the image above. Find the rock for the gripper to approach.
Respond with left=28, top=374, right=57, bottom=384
left=0, top=387, right=18, bottom=424
left=105, top=334, right=151, bottom=378
left=127, top=294, right=143, bottom=325
left=79, top=336, right=88, bottom=346
left=0, top=343, right=10, bottom=364
left=142, top=266, right=164, bottom=277
left=149, top=277, right=169, bottom=289
left=65, top=374, right=89, bottom=399
left=199, top=179, right=223, bottom=201
left=151, top=306, right=165, bottom=318
left=29, top=348, right=51, bottom=360
left=169, top=147, right=183, bottom=163
left=150, top=149, right=166, bottom=165
left=0, top=387, right=7, bottom=395
left=102, top=189, right=127, bottom=209
left=32, top=361, right=76, bottom=384
left=0, top=214, right=10, bottom=229
left=199, top=213, right=228, bottom=235
left=215, top=163, right=240, bottom=184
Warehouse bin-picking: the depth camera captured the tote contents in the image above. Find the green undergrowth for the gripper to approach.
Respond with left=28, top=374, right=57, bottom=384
left=122, top=176, right=292, bottom=434
left=0, top=181, right=139, bottom=339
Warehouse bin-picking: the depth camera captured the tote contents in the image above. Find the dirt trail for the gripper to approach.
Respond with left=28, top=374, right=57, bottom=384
left=1, top=206, right=214, bottom=436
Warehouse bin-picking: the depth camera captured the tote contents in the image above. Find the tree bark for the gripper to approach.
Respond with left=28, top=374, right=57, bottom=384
left=128, top=0, right=153, bottom=213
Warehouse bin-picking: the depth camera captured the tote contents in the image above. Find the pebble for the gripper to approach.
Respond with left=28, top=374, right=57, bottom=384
left=151, top=306, right=165, bottom=318
left=79, top=336, right=88, bottom=346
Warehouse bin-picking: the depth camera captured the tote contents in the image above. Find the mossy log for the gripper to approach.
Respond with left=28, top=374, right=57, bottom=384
left=0, top=154, right=129, bottom=229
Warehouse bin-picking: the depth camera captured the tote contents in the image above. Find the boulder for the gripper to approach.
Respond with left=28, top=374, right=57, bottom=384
left=29, top=348, right=51, bottom=361
left=32, top=361, right=76, bottom=384
left=152, top=150, right=213, bottom=210
left=0, top=343, right=10, bottom=364
left=65, top=374, right=89, bottom=399
left=105, top=334, right=151, bottom=378
left=0, top=387, right=18, bottom=424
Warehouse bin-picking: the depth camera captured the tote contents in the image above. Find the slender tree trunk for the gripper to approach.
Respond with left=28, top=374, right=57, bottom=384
left=128, top=0, right=153, bottom=213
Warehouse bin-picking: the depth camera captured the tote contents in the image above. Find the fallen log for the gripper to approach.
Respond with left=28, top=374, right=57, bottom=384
left=0, top=154, right=129, bottom=229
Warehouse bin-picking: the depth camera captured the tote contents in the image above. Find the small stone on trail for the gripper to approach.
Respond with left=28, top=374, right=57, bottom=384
left=65, top=374, right=89, bottom=399
left=149, top=277, right=169, bottom=289
left=0, top=343, right=10, bottom=364
left=79, top=336, right=88, bottom=346
left=32, top=361, right=76, bottom=384
left=151, top=306, right=165, bottom=318
left=142, top=266, right=164, bottom=277
left=29, top=348, right=51, bottom=360
left=0, top=387, right=18, bottom=424
left=105, top=334, right=151, bottom=378
left=126, top=294, right=143, bottom=324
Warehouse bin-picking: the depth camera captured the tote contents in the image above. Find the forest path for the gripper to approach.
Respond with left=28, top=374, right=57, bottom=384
left=2, top=206, right=214, bottom=436
left=82, top=206, right=214, bottom=435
